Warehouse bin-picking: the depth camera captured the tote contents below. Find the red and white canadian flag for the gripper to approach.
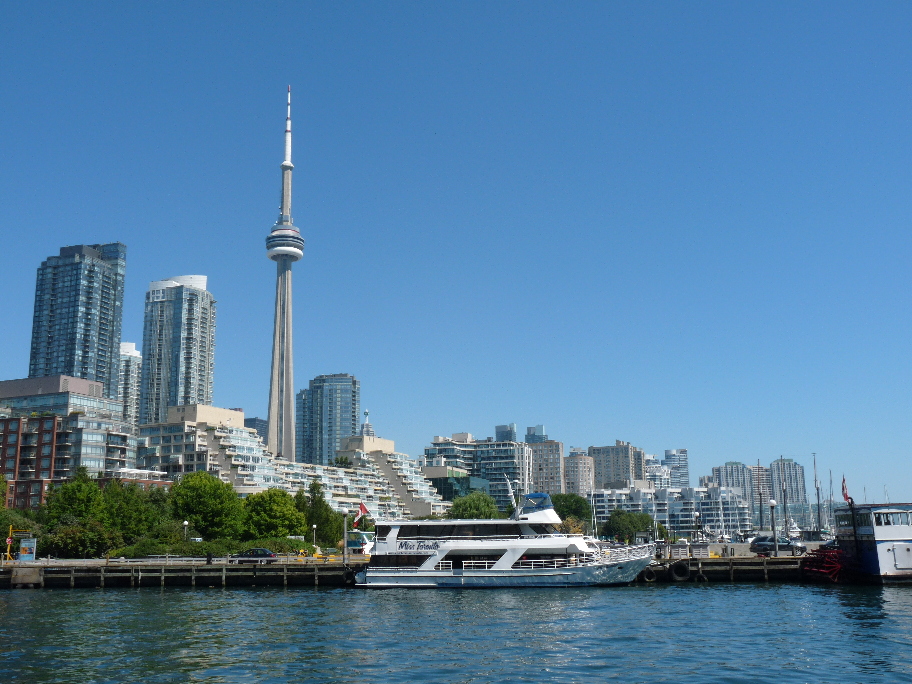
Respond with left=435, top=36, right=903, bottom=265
left=842, top=476, right=852, bottom=504
left=353, top=502, right=370, bottom=527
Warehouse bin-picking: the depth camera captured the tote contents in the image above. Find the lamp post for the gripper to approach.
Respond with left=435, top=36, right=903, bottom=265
left=312, top=524, right=317, bottom=547
left=183, top=520, right=189, bottom=541
left=341, top=509, right=349, bottom=565
left=769, top=500, right=778, bottom=557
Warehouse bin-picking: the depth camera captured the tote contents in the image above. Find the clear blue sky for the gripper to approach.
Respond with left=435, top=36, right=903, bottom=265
left=2, top=4, right=911, bottom=502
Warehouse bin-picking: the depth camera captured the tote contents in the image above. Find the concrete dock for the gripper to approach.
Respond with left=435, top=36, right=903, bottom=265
left=638, top=556, right=806, bottom=583
left=0, top=557, right=368, bottom=589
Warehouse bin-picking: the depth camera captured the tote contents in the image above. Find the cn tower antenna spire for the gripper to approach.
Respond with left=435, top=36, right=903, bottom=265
left=284, top=85, right=292, bottom=165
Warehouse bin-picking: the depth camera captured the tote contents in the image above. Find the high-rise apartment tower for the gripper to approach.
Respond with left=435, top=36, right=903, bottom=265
left=138, top=276, right=216, bottom=425
left=118, top=342, right=142, bottom=427
left=296, top=374, right=360, bottom=465
left=265, top=87, right=305, bottom=460
left=29, top=243, right=127, bottom=398
left=663, top=449, right=691, bottom=488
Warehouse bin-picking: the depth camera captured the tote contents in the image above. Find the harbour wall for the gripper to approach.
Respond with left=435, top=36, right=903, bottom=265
left=0, top=558, right=367, bottom=589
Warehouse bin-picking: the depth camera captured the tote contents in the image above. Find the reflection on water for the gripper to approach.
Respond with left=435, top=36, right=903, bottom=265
left=1, top=584, right=911, bottom=683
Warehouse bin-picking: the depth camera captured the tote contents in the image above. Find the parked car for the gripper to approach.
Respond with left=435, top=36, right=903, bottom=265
left=230, top=548, right=278, bottom=564
left=749, top=536, right=807, bottom=556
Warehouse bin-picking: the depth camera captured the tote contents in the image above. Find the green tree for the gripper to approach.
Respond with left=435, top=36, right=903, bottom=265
left=601, top=509, right=658, bottom=543
left=447, top=491, right=499, bottom=519
left=558, top=515, right=586, bottom=535
left=41, top=519, right=123, bottom=558
left=244, top=488, right=307, bottom=539
left=551, top=494, right=592, bottom=522
left=44, top=467, right=104, bottom=527
left=170, top=472, right=244, bottom=540
left=295, top=480, right=343, bottom=546
left=99, top=480, right=167, bottom=544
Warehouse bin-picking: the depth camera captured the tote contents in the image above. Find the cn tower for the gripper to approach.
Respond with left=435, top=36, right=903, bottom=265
left=265, top=86, right=304, bottom=460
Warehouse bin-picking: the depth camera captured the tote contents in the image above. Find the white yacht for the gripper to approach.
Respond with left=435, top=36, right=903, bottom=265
left=356, top=493, right=654, bottom=588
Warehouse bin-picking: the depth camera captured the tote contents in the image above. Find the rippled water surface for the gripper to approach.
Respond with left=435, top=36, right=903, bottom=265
left=2, top=583, right=911, bottom=683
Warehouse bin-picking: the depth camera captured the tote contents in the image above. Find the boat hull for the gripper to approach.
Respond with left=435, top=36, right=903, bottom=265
left=357, top=556, right=652, bottom=588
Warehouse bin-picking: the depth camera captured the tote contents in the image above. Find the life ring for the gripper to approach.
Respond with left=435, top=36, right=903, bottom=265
left=670, top=562, right=690, bottom=582
left=641, top=567, right=657, bottom=583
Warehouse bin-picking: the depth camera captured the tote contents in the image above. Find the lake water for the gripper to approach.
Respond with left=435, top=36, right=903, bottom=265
left=1, top=583, right=911, bottom=683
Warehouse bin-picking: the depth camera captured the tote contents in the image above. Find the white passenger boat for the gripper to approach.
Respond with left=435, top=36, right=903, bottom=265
left=356, top=493, right=654, bottom=588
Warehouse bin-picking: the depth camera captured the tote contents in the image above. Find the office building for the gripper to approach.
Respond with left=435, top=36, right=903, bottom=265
left=525, top=425, right=548, bottom=444
left=138, top=276, right=216, bottom=425
left=589, top=441, right=646, bottom=489
left=29, top=243, right=127, bottom=398
left=265, top=87, right=306, bottom=460
left=296, top=374, right=360, bottom=465
left=495, top=424, right=517, bottom=442
left=530, top=440, right=565, bottom=495
left=118, top=342, right=142, bottom=427
left=662, top=449, right=691, bottom=488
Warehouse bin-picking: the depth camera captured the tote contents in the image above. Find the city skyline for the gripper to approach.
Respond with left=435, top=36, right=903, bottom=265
left=2, top=6, right=911, bottom=499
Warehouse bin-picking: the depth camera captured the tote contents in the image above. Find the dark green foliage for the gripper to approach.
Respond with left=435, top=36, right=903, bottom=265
left=447, top=491, right=500, bottom=519
left=601, top=509, right=661, bottom=542
left=40, top=519, right=123, bottom=558
left=243, top=488, right=307, bottom=539
left=99, top=480, right=168, bottom=544
left=170, top=471, right=245, bottom=540
left=295, top=480, right=343, bottom=546
left=551, top=494, right=592, bottom=522
left=44, top=467, right=104, bottom=527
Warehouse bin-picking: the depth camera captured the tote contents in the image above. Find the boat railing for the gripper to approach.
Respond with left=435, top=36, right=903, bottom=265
left=599, top=544, right=655, bottom=562
left=462, top=560, right=498, bottom=570
left=511, top=554, right=601, bottom=569
left=434, top=561, right=453, bottom=571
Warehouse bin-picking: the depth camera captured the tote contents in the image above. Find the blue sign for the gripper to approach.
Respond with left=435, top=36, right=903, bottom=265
left=18, top=538, right=36, bottom=562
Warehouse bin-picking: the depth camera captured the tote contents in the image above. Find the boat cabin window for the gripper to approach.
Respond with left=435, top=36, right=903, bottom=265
left=528, top=524, right=560, bottom=535
left=375, top=525, right=391, bottom=539
left=835, top=511, right=876, bottom=528
left=395, top=523, right=521, bottom=539
left=835, top=513, right=853, bottom=528
left=520, top=493, right=554, bottom=515
left=875, top=512, right=911, bottom=526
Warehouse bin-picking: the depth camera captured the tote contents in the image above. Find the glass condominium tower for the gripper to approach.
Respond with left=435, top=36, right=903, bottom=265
left=29, top=243, right=127, bottom=399
left=296, top=373, right=360, bottom=465
left=139, top=276, right=216, bottom=425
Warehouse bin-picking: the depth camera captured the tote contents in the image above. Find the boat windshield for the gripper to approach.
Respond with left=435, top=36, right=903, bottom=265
left=521, top=493, right=554, bottom=515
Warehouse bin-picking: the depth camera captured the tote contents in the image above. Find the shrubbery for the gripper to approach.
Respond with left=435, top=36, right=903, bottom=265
left=22, top=468, right=348, bottom=559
